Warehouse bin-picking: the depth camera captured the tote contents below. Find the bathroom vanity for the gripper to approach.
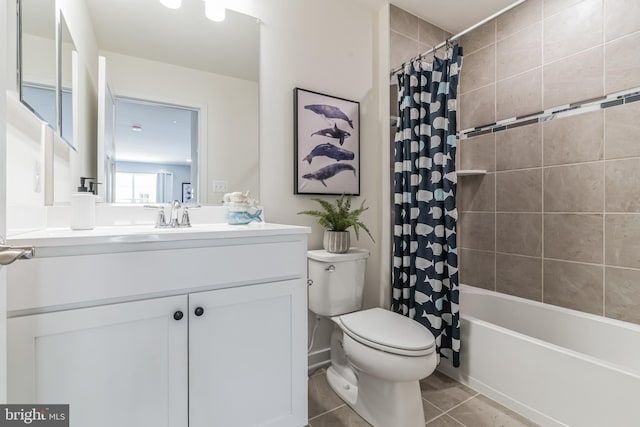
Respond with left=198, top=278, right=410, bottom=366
left=6, top=223, right=310, bottom=427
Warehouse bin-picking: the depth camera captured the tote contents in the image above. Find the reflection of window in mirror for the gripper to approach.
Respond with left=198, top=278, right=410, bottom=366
left=113, top=98, right=198, bottom=204
left=115, top=172, right=158, bottom=204
left=19, top=0, right=57, bottom=130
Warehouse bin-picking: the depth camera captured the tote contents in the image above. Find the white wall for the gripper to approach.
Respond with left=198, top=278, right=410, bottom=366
left=100, top=51, right=259, bottom=205
left=229, top=0, right=390, bottom=355
left=57, top=0, right=99, bottom=196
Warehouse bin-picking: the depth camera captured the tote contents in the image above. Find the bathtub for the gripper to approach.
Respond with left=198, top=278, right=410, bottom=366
left=438, top=285, right=640, bottom=427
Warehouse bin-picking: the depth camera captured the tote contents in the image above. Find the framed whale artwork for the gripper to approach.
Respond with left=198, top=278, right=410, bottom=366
left=294, top=88, right=360, bottom=195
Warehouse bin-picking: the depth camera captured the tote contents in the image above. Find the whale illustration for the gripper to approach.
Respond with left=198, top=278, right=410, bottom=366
left=304, top=104, right=354, bottom=129
left=303, top=143, right=355, bottom=164
left=311, top=124, right=351, bottom=145
left=302, top=163, right=356, bottom=187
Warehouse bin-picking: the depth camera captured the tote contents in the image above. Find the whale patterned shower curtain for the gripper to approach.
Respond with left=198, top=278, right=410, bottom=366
left=392, top=46, right=463, bottom=367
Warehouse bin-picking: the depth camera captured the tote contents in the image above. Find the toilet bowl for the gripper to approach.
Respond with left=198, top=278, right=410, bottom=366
left=307, top=249, right=437, bottom=427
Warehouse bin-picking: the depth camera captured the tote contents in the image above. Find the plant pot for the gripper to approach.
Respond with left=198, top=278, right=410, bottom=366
left=323, top=230, right=350, bottom=254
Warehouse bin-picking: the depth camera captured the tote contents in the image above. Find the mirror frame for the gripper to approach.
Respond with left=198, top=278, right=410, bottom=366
left=57, top=11, right=77, bottom=149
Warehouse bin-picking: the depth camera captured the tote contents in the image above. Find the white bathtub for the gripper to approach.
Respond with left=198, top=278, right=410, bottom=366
left=438, top=285, right=640, bottom=427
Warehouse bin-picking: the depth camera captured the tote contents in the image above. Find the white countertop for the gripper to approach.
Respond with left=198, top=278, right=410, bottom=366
left=7, top=223, right=311, bottom=248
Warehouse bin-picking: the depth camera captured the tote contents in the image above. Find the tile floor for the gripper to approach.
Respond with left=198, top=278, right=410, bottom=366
left=308, top=368, right=539, bottom=427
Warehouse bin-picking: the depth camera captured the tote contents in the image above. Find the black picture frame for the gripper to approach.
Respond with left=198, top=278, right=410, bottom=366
left=294, top=88, right=360, bottom=195
left=182, top=183, right=193, bottom=203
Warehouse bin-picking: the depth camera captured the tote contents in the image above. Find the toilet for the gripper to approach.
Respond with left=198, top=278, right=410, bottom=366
left=308, top=248, right=437, bottom=427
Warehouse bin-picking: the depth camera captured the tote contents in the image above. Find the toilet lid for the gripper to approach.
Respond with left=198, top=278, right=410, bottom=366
left=339, top=308, right=435, bottom=356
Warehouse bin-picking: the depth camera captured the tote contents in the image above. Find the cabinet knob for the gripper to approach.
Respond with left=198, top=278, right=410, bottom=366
left=194, top=307, right=204, bottom=317
left=173, top=311, right=184, bottom=321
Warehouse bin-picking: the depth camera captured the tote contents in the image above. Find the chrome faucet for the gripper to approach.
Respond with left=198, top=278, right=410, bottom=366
left=169, top=200, right=182, bottom=227
left=145, top=200, right=197, bottom=228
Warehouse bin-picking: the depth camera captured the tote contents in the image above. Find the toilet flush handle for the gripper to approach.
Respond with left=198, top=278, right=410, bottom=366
left=326, top=265, right=336, bottom=272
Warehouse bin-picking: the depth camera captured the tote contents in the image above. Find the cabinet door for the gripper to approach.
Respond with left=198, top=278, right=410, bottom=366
left=8, top=295, right=189, bottom=427
left=189, top=279, right=307, bottom=427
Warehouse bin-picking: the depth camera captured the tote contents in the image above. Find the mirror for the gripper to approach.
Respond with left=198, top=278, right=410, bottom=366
left=88, top=0, right=260, bottom=204
left=18, top=0, right=57, bottom=131
left=59, top=13, right=76, bottom=148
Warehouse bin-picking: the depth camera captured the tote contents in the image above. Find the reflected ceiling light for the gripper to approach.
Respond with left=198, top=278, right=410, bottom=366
left=160, top=0, right=182, bottom=9
left=204, top=0, right=226, bottom=22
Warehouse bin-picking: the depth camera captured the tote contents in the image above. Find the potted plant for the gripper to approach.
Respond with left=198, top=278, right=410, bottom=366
left=298, top=194, right=374, bottom=253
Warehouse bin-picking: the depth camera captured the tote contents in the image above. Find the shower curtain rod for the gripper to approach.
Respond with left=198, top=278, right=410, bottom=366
left=390, top=0, right=528, bottom=75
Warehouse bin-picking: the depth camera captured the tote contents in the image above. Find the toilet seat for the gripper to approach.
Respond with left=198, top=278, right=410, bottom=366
left=338, top=308, right=435, bottom=357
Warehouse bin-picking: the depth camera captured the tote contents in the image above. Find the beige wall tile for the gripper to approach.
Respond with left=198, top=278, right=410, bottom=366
left=606, top=158, right=640, bottom=212
left=419, top=19, right=446, bottom=47
left=605, top=214, right=640, bottom=268
left=605, top=101, right=640, bottom=159
left=460, top=45, right=496, bottom=94
left=605, top=0, right=640, bottom=41
left=459, top=21, right=495, bottom=55
left=460, top=133, right=496, bottom=171
left=543, top=0, right=584, bottom=18
left=496, top=123, right=543, bottom=171
left=543, top=110, right=604, bottom=166
left=496, top=68, right=543, bottom=121
left=544, top=46, right=604, bottom=108
left=605, top=32, right=640, bottom=94
left=496, top=254, right=542, bottom=301
left=543, top=0, right=603, bottom=64
left=459, top=174, right=495, bottom=212
left=391, top=31, right=425, bottom=71
left=460, top=249, right=495, bottom=290
left=460, top=85, right=496, bottom=129
left=496, top=169, right=542, bottom=212
left=496, top=213, right=542, bottom=256
left=458, top=212, right=495, bottom=251
left=497, top=22, right=542, bottom=80
left=497, top=0, right=543, bottom=40
left=543, top=259, right=604, bottom=315
left=543, top=162, right=604, bottom=212
left=390, top=5, right=420, bottom=40
left=605, top=266, right=640, bottom=324
left=545, top=213, right=603, bottom=263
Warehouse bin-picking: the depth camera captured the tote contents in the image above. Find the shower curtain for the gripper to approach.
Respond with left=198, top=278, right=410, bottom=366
left=392, top=45, right=463, bottom=367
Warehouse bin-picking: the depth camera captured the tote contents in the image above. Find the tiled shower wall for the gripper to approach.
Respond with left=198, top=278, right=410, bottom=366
left=458, top=0, right=640, bottom=324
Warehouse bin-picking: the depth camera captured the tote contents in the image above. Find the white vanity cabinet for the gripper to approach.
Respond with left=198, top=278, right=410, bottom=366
left=9, top=295, right=190, bottom=427
left=6, top=224, right=310, bottom=427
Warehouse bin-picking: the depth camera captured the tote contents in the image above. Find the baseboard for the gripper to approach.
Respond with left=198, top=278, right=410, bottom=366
left=436, top=365, right=568, bottom=427
left=308, top=347, right=330, bottom=371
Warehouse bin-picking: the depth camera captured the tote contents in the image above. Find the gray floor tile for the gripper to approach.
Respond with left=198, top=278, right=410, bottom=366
left=308, top=372, right=345, bottom=419
left=448, top=395, right=539, bottom=427
left=427, top=414, right=465, bottom=426
left=424, top=398, right=445, bottom=423
left=420, top=371, right=478, bottom=411
left=309, top=405, right=372, bottom=427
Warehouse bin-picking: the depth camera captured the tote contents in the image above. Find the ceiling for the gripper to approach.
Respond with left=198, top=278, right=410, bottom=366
left=115, top=99, right=194, bottom=166
left=84, top=0, right=259, bottom=81
left=390, top=0, right=522, bottom=33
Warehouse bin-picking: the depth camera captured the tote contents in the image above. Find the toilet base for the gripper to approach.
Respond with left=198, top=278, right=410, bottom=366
left=326, top=364, right=426, bottom=427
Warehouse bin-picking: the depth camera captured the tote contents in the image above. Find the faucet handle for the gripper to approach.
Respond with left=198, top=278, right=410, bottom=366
left=181, top=209, right=191, bottom=227
left=144, top=205, right=167, bottom=228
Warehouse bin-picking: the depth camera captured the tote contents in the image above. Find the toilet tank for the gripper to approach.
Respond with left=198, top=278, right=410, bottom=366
left=307, top=248, right=369, bottom=316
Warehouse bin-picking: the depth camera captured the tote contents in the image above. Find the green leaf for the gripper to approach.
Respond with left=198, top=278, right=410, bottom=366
left=297, top=194, right=374, bottom=242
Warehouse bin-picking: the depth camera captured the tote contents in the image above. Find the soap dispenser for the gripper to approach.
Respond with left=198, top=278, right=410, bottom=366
left=70, top=177, right=96, bottom=230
